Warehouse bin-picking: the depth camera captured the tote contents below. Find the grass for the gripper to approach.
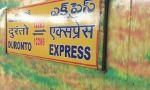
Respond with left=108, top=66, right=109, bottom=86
left=0, top=46, right=150, bottom=90
left=105, top=68, right=150, bottom=89
left=146, top=53, right=150, bottom=62
left=0, top=0, right=20, bottom=9
left=0, top=56, right=60, bottom=89
left=0, top=0, right=150, bottom=89
left=77, top=66, right=101, bottom=77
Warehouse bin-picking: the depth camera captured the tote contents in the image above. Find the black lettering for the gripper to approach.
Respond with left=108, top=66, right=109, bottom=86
left=60, top=45, right=64, bottom=56
left=20, top=42, right=24, bottom=50
left=54, top=45, right=59, bottom=56
left=49, top=44, right=54, bottom=55
left=7, top=41, right=32, bottom=51
left=65, top=45, right=71, bottom=57
left=17, top=41, right=20, bottom=49
left=84, top=46, right=91, bottom=60
left=71, top=46, right=77, bottom=58
left=28, top=43, right=32, bottom=51
left=77, top=46, right=84, bottom=59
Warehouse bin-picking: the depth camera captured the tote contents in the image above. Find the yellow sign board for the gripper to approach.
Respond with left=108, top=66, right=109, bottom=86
left=6, top=0, right=101, bottom=68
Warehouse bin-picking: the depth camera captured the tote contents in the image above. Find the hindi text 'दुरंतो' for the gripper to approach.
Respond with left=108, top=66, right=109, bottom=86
left=49, top=44, right=91, bottom=60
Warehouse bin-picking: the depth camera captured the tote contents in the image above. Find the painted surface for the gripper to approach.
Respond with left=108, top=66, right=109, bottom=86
left=0, top=0, right=150, bottom=90
left=7, top=0, right=100, bottom=68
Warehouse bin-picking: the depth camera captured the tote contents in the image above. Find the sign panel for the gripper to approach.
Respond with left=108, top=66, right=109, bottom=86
left=6, top=0, right=101, bottom=68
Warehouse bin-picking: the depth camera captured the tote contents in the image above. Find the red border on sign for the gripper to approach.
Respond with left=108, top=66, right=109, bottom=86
left=6, top=0, right=100, bottom=69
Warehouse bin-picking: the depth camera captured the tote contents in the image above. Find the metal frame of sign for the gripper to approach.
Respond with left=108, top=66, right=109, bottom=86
left=102, top=0, right=110, bottom=72
left=6, top=10, right=7, bottom=54
left=5, top=0, right=109, bottom=71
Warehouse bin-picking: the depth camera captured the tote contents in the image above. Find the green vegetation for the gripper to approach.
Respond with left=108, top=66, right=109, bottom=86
left=0, top=0, right=150, bottom=89
left=0, top=1, right=19, bottom=9
left=146, top=53, right=150, bottom=62
left=0, top=55, right=60, bottom=89
left=0, top=46, right=150, bottom=90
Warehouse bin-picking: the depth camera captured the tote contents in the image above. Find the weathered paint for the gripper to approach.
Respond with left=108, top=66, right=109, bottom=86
left=0, top=0, right=150, bottom=90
